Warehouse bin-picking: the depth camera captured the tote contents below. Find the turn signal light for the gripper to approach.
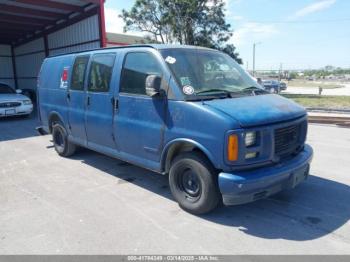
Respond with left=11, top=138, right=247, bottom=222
left=228, top=134, right=239, bottom=161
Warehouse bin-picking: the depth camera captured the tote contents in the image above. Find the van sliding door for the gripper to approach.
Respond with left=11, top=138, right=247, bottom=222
left=85, top=53, right=117, bottom=149
left=68, top=55, right=89, bottom=144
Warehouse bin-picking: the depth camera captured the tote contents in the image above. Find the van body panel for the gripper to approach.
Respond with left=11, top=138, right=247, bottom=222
left=68, top=133, right=161, bottom=172
left=38, top=55, right=74, bottom=130
left=163, top=100, right=238, bottom=170
left=112, top=47, right=174, bottom=163
left=203, top=94, right=306, bottom=128
left=115, top=94, right=166, bottom=161
left=67, top=55, right=90, bottom=144
left=85, top=52, right=118, bottom=149
left=67, top=88, right=87, bottom=143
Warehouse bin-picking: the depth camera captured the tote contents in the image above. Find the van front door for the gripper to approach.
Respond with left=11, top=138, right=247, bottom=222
left=85, top=53, right=117, bottom=149
left=68, top=55, right=89, bottom=144
left=115, top=51, right=166, bottom=168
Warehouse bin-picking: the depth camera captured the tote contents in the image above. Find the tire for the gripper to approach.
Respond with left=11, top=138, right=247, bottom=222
left=270, top=87, right=276, bottom=94
left=169, top=152, right=220, bottom=215
left=52, top=122, right=76, bottom=157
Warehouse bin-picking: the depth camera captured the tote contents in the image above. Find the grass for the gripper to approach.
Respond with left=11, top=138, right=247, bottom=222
left=287, top=80, right=344, bottom=89
left=282, top=94, right=350, bottom=109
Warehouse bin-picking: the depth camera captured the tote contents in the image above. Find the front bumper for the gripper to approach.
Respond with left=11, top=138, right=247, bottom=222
left=0, top=104, right=33, bottom=117
left=219, top=144, right=313, bottom=205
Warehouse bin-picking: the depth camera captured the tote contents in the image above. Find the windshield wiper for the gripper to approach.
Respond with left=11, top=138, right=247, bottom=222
left=195, top=89, right=231, bottom=97
left=239, top=86, right=267, bottom=95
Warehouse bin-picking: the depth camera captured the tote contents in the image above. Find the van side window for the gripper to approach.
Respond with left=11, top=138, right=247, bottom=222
left=71, top=55, right=89, bottom=90
left=120, top=52, right=162, bottom=95
left=88, top=53, right=115, bottom=92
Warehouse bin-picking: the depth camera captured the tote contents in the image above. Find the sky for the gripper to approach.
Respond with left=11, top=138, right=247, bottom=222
left=104, top=0, right=350, bottom=70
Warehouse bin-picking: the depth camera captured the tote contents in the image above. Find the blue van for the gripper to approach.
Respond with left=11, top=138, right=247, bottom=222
left=37, top=45, right=313, bottom=214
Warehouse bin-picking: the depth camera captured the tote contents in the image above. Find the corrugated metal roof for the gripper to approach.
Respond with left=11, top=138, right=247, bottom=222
left=0, top=0, right=101, bottom=45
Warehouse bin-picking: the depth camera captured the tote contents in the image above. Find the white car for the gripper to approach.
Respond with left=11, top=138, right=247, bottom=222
left=0, top=83, right=33, bottom=117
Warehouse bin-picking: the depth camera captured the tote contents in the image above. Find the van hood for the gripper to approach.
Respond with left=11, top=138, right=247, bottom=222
left=0, top=94, right=28, bottom=102
left=203, top=94, right=306, bottom=127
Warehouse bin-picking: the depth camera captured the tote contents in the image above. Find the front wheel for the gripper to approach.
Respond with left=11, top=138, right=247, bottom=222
left=169, top=152, right=220, bottom=215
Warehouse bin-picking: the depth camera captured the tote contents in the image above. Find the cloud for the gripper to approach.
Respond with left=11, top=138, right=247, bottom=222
left=231, top=22, right=278, bottom=46
left=104, top=7, right=124, bottom=34
left=104, top=7, right=145, bottom=37
left=293, top=0, right=336, bottom=18
left=231, top=15, right=244, bottom=21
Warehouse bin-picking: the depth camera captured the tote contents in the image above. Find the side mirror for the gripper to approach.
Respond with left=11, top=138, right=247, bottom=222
left=145, top=75, right=162, bottom=97
left=16, top=89, right=22, bottom=94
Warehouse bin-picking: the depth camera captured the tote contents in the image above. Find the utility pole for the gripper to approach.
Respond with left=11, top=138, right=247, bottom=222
left=252, top=42, right=261, bottom=77
left=279, top=63, right=283, bottom=81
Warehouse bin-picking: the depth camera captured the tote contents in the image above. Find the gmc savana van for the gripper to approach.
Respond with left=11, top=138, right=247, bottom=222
left=37, top=45, right=313, bottom=214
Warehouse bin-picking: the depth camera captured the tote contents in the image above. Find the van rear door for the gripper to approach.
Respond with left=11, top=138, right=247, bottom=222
left=68, top=55, right=89, bottom=144
left=85, top=53, right=117, bottom=149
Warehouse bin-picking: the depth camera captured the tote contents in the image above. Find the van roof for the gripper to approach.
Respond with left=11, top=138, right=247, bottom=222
left=48, top=44, right=214, bottom=58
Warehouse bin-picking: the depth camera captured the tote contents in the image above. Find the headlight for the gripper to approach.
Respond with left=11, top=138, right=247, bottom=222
left=22, top=100, right=32, bottom=105
left=245, top=131, right=256, bottom=147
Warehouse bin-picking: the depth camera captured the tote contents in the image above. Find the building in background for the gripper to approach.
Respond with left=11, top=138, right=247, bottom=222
left=106, top=32, right=148, bottom=47
left=0, top=0, right=107, bottom=92
left=0, top=0, right=152, bottom=93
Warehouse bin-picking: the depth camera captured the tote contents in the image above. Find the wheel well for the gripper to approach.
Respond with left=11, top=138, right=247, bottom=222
left=163, top=142, right=214, bottom=174
left=48, top=113, right=62, bottom=133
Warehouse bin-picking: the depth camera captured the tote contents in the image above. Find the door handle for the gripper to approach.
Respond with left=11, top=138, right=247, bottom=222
left=111, top=97, right=118, bottom=110
left=87, top=96, right=90, bottom=106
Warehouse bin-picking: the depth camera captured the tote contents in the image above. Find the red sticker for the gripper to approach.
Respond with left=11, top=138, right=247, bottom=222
left=62, top=68, right=68, bottom=81
left=60, top=67, right=70, bottom=89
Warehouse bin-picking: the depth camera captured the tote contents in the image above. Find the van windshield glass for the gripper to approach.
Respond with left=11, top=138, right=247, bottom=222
left=160, top=48, right=263, bottom=98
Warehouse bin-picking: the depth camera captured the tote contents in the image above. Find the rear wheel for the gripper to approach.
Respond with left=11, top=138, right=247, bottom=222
left=52, top=122, right=76, bottom=157
left=169, top=152, right=220, bottom=215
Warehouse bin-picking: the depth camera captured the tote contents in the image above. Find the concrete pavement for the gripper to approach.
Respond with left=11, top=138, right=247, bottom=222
left=0, top=116, right=350, bottom=254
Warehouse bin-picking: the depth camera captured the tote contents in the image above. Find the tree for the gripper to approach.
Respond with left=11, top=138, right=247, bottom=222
left=121, top=0, right=173, bottom=43
left=120, top=0, right=242, bottom=63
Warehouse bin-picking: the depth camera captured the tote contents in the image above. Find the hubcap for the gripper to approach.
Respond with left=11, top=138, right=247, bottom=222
left=180, top=169, right=200, bottom=198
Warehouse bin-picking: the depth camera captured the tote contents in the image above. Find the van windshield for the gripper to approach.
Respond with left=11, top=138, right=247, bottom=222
left=160, top=48, right=264, bottom=98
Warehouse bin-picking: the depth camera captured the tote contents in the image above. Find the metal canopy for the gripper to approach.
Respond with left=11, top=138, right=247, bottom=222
left=0, top=0, right=102, bottom=46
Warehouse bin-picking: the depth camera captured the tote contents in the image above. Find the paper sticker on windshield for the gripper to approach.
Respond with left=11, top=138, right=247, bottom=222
left=183, top=85, right=195, bottom=95
left=165, top=56, right=176, bottom=64
left=180, top=77, right=191, bottom=86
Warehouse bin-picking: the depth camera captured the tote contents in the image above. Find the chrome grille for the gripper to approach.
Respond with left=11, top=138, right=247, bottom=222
left=0, top=102, right=21, bottom=108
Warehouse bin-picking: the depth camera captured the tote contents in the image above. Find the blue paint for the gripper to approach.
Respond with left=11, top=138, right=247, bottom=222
left=203, top=94, right=306, bottom=127
left=219, top=145, right=313, bottom=205
left=37, top=45, right=313, bottom=205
